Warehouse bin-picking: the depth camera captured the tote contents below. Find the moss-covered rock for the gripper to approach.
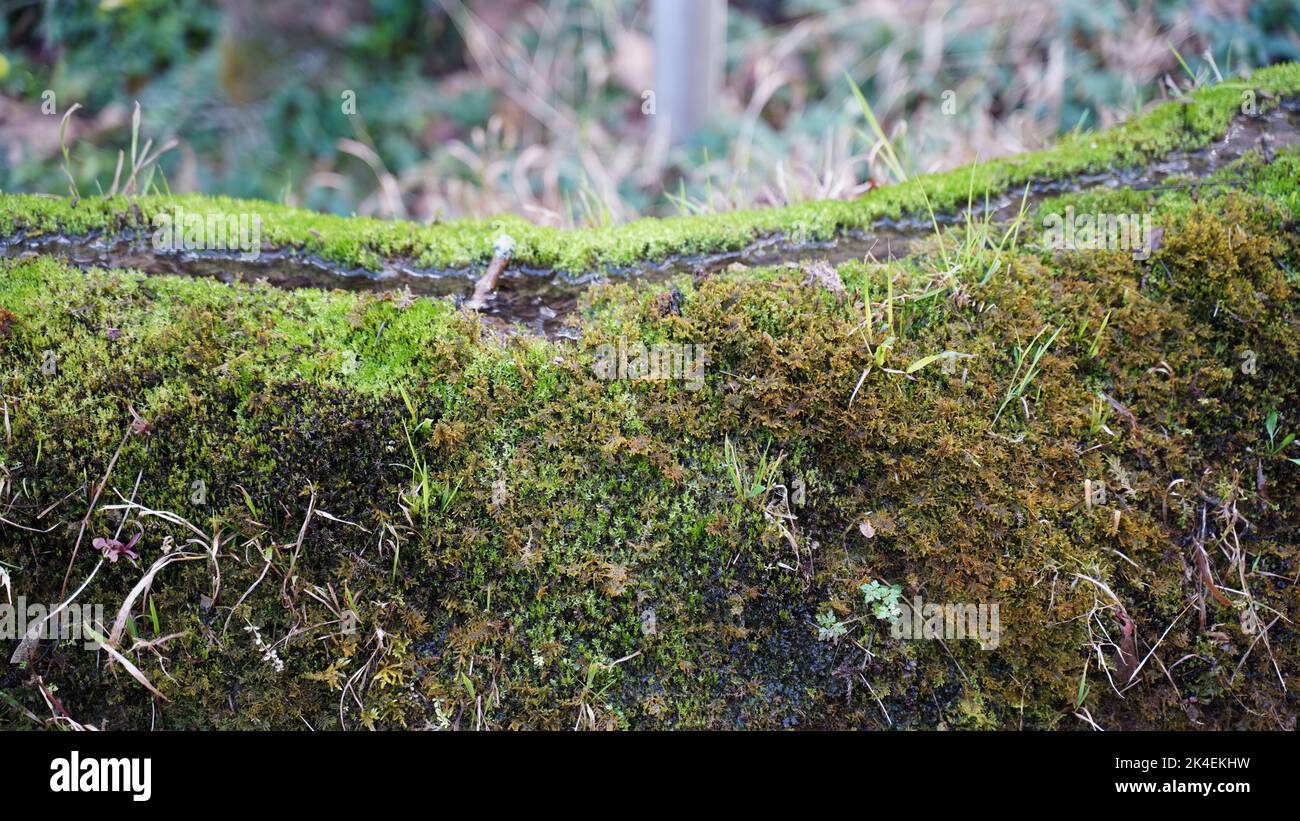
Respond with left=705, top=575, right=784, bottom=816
left=2, top=76, right=1300, bottom=730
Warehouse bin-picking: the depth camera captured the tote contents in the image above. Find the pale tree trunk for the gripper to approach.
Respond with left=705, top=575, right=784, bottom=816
left=652, top=0, right=725, bottom=145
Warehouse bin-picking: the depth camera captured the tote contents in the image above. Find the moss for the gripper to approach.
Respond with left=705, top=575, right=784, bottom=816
left=4, top=64, right=1300, bottom=274
left=3, top=77, right=1300, bottom=730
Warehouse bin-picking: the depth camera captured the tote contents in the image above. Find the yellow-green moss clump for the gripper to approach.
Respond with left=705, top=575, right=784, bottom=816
left=3, top=115, right=1300, bottom=731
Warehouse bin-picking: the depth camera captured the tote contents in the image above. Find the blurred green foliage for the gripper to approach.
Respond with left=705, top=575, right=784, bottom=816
left=1, top=0, right=1297, bottom=219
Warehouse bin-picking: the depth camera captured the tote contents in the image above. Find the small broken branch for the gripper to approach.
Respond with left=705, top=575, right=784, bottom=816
left=465, top=234, right=516, bottom=311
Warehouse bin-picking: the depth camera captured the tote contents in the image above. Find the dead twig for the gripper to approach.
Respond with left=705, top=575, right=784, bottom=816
left=465, top=235, right=516, bottom=311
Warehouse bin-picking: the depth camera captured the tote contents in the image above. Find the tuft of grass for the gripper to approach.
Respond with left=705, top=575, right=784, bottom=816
left=723, top=436, right=785, bottom=504
left=1083, top=310, right=1112, bottom=359
left=848, top=73, right=908, bottom=185
left=398, top=422, right=433, bottom=521
left=992, top=324, right=1063, bottom=425
left=58, top=103, right=83, bottom=201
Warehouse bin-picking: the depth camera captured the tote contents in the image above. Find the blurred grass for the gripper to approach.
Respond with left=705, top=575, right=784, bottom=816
left=1, top=0, right=1297, bottom=225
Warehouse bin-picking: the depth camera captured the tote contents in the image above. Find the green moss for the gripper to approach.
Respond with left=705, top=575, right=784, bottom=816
left=3, top=76, right=1300, bottom=730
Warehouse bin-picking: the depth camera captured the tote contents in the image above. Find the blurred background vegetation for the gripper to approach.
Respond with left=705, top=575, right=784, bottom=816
left=1, top=0, right=1297, bottom=225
